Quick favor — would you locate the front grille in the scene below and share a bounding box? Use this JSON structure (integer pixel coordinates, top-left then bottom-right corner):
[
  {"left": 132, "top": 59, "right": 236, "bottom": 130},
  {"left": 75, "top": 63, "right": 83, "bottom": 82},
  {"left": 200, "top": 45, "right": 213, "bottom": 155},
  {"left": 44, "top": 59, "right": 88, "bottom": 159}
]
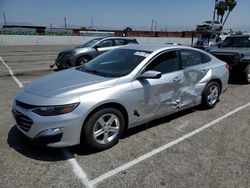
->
[
  {"left": 12, "top": 109, "right": 33, "bottom": 132},
  {"left": 212, "top": 53, "right": 240, "bottom": 66}
]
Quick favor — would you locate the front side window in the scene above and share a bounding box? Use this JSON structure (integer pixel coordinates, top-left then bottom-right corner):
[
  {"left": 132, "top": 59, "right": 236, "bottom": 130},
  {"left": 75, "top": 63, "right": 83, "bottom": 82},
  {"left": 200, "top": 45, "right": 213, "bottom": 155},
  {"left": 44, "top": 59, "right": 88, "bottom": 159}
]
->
[
  {"left": 98, "top": 40, "right": 113, "bottom": 47},
  {"left": 77, "top": 38, "right": 103, "bottom": 48},
  {"left": 146, "top": 51, "right": 179, "bottom": 74},
  {"left": 180, "top": 49, "right": 202, "bottom": 68},
  {"left": 114, "top": 39, "right": 125, "bottom": 46}
]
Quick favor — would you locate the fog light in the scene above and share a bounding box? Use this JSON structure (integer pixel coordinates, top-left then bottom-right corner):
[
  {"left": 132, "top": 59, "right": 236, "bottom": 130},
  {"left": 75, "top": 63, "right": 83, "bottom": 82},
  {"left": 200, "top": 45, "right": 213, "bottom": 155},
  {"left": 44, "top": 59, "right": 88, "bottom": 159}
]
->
[{"left": 36, "top": 127, "right": 63, "bottom": 138}]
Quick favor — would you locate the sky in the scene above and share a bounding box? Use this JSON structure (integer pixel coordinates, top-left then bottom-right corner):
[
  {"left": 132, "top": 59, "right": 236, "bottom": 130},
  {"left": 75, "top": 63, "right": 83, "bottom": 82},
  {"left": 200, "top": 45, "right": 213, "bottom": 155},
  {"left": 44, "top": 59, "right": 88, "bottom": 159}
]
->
[{"left": 0, "top": 0, "right": 250, "bottom": 31}]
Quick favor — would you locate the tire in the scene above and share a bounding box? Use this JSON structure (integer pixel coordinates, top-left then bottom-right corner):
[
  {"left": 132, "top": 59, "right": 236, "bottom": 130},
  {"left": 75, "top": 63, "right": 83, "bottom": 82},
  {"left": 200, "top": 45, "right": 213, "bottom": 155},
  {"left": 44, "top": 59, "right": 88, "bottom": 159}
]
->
[
  {"left": 243, "top": 64, "right": 250, "bottom": 84},
  {"left": 76, "top": 56, "right": 91, "bottom": 66},
  {"left": 81, "top": 108, "right": 125, "bottom": 151},
  {"left": 201, "top": 81, "right": 221, "bottom": 109}
]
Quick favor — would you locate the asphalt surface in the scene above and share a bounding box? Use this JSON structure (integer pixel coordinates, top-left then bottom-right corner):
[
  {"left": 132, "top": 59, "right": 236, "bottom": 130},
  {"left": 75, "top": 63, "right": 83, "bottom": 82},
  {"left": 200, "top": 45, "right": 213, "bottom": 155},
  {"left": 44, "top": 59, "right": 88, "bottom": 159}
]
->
[{"left": 0, "top": 45, "right": 249, "bottom": 188}]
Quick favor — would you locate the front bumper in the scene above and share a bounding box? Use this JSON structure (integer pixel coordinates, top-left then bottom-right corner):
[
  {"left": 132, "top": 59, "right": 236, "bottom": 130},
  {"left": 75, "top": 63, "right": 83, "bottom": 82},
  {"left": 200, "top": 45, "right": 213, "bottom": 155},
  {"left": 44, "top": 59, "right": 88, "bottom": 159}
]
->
[
  {"left": 16, "top": 126, "right": 63, "bottom": 146},
  {"left": 55, "top": 55, "right": 77, "bottom": 69},
  {"left": 12, "top": 103, "right": 83, "bottom": 147}
]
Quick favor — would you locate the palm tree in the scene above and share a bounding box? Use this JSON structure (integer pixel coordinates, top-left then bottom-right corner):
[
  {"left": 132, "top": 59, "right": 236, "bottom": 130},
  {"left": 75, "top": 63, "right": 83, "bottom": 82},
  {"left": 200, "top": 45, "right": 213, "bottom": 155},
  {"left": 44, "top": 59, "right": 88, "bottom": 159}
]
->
[
  {"left": 222, "top": 0, "right": 237, "bottom": 26},
  {"left": 213, "top": 0, "right": 219, "bottom": 21},
  {"left": 216, "top": 1, "right": 228, "bottom": 23}
]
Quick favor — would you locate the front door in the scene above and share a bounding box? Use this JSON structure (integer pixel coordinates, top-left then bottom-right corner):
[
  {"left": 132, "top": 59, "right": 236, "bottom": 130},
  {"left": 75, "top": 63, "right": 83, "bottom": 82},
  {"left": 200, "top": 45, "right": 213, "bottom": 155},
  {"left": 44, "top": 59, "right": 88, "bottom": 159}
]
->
[{"left": 131, "top": 50, "right": 184, "bottom": 123}]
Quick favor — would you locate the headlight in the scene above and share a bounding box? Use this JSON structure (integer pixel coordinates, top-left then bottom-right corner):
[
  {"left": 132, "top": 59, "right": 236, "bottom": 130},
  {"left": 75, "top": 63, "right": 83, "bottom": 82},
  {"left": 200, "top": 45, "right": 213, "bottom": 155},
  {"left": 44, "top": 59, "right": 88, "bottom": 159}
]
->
[{"left": 32, "top": 103, "right": 79, "bottom": 116}]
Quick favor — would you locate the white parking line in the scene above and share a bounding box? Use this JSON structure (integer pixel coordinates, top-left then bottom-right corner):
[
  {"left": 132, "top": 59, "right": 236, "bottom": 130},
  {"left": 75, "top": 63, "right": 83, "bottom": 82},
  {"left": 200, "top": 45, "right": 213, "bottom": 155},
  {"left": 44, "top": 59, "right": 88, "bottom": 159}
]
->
[
  {"left": 21, "top": 81, "right": 31, "bottom": 84},
  {"left": 62, "top": 149, "right": 93, "bottom": 188},
  {"left": 89, "top": 102, "right": 250, "bottom": 187},
  {"left": 0, "top": 56, "right": 23, "bottom": 88},
  {"left": 0, "top": 56, "right": 93, "bottom": 188}
]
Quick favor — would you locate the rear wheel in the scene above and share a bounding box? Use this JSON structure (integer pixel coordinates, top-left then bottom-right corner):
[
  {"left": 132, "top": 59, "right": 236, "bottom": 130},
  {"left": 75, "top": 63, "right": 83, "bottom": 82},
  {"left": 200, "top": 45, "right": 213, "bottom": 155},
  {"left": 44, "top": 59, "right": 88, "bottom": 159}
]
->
[
  {"left": 243, "top": 64, "right": 250, "bottom": 84},
  {"left": 202, "top": 81, "right": 220, "bottom": 109},
  {"left": 81, "top": 108, "right": 125, "bottom": 150},
  {"left": 76, "top": 56, "right": 91, "bottom": 66}
]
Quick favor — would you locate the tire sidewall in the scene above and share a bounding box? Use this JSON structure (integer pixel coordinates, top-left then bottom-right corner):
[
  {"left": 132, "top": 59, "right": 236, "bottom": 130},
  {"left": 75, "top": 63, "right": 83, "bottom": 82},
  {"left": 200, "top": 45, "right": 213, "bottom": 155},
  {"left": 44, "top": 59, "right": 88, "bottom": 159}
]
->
[
  {"left": 82, "top": 108, "right": 125, "bottom": 150},
  {"left": 244, "top": 64, "right": 250, "bottom": 84},
  {"left": 77, "top": 56, "right": 90, "bottom": 66},
  {"left": 202, "top": 81, "right": 220, "bottom": 109}
]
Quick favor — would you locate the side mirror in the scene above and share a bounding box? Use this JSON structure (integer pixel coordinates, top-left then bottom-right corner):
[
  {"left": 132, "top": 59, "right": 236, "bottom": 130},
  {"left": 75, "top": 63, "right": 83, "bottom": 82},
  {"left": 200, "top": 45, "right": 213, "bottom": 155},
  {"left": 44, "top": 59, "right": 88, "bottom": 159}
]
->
[
  {"left": 139, "top": 70, "right": 162, "bottom": 79},
  {"left": 93, "top": 45, "right": 100, "bottom": 50}
]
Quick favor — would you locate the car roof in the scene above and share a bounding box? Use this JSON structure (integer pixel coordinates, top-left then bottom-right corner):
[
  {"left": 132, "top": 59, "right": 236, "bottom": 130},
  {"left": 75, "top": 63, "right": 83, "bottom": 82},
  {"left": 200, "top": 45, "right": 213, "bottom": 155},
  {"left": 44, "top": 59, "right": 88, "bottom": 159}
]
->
[
  {"left": 102, "top": 37, "right": 136, "bottom": 40},
  {"left": 116, "top": 44, "right": 195, "bottom": 52}
]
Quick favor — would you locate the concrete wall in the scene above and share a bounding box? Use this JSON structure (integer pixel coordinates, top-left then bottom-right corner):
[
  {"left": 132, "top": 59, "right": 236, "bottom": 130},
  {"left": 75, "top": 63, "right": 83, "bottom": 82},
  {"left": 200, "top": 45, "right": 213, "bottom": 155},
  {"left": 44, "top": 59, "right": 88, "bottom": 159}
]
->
[{"left": 0, "top": 35, "right": 196, "bottom": 46}]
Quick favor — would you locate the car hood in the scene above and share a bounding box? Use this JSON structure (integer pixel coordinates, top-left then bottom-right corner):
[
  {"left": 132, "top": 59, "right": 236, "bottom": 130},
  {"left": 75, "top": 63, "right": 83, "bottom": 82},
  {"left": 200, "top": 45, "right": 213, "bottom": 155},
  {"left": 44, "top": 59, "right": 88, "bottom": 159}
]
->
[
  {"left": 24, "top": 69, "right": 118, "bottom": 98},
  {"left": 209, "top": 47, "right": 250, "bottom": 55},
  {"left": 60, "top": 48, "right": 76, "bottom": 55}
]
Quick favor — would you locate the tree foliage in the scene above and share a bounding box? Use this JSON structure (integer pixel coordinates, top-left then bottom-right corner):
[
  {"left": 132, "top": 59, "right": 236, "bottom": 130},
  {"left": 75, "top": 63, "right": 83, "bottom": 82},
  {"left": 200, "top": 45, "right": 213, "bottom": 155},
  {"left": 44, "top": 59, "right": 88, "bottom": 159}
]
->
[{"left": 215, "top": 0, "right": 237, "bottom": 25}]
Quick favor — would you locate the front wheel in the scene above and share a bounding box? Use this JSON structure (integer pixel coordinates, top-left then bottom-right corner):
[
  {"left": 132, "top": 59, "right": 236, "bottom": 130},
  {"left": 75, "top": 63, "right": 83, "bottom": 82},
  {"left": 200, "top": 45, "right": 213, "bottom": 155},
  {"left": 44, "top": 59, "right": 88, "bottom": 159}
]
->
[
  {"left": 81, "top": 108, "right": 125, "bottom": 151},
  {"left": 202, "top": 81, "right": 220, "bottom": 109},
  {"left": 76, "top": 56, "right": 91, "bottom": 66}
]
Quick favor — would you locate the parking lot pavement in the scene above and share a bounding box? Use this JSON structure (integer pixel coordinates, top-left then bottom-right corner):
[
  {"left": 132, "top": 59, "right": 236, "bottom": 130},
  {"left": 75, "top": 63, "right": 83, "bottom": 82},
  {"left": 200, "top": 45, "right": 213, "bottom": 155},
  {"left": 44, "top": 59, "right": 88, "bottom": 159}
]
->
[{"left": 0, "top": 45, "right": 250, "bottom": 188}]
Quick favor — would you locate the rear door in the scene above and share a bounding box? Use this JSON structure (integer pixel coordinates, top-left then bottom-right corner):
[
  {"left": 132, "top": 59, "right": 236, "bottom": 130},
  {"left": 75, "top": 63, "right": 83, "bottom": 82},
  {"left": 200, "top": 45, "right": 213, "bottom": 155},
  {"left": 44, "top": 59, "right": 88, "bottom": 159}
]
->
[{"left": 179, "top": 49, "right": 212, "bottom": 108}]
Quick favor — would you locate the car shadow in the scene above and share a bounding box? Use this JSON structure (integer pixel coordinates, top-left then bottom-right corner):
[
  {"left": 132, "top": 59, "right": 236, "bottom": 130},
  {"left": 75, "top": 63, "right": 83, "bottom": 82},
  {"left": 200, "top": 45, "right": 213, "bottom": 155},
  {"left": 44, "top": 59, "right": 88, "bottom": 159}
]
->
[
  {"left": 72, "top": 107, "right": 198, "bottom": 156},
  {"left": 121, "top": 107, "right": 196, "bottom": 139},
  {"left": 7, "top": 126, "right": 66, "bottom": 161},
  {"left": 8, "top": 106, "right": 203, "bottom": 158}
]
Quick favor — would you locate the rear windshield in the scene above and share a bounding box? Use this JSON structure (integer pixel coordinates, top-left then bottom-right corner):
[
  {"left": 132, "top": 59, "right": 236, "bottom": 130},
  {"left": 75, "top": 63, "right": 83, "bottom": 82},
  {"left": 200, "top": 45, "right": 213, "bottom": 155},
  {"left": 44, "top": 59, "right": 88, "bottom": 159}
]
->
[
  {"left": 222, "top": 36, "right": 250, "bottom": 47},
  {"left": 77, "top": 49, "right": 152, "bottom": 77}
]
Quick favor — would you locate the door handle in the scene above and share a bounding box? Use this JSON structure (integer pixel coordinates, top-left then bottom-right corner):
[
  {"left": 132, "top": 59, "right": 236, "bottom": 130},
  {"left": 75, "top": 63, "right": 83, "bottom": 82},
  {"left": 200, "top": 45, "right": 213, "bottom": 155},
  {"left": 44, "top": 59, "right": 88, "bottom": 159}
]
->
[{"left": 173, "top": 77, "right": 182, "bottom": 83}]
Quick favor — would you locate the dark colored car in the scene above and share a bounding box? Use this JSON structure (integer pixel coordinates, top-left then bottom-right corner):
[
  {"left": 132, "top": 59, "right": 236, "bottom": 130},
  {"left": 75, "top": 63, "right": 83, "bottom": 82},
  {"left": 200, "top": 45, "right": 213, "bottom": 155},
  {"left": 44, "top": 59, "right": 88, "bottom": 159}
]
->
[
  {"left": 196, "top": 21, "right": 222, "bottom": 31},
  {"left": 208, "top": 35, "right": 250, "bottom": 83},
  {"left": 50, "top": 37, "right": 138, "bottom": 69}
]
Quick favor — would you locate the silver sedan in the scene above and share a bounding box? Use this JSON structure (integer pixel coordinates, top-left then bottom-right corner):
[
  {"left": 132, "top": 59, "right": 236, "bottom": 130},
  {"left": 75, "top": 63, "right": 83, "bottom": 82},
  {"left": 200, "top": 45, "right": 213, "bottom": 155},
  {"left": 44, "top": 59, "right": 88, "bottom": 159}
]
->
[{"left": 12, "top": 45, "right": 229, "bottom": 150}]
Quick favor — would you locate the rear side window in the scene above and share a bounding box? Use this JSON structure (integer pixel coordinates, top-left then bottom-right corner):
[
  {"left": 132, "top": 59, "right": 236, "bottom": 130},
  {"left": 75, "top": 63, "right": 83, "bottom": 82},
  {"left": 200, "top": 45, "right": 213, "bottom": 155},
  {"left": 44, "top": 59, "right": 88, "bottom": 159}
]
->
[
  {"left": 180, "top": 49, "right": 203, "bottom": 68},
  {"left": 200, "top": 52, "right": 212, "bottom": 63}
]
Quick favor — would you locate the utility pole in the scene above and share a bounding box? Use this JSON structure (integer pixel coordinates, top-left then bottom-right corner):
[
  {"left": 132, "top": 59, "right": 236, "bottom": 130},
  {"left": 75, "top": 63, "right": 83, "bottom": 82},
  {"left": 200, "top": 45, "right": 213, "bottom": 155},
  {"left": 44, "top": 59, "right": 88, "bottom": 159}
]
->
[
  {"left": 3, "top": 12, "right": 7, "bottom": 25},
  {"left": 91, "top": 17, "right": 93, "bottom": 30},
  {"left": 64, "top": 17, "right": 67, "bottom": 29},
  {"left": 151, "top": 19, "right": 154, "bottom": 31},
  {"left": 154, "top": 20, "right": 157, "bottom": 32},
  {"left": 213, "top": 0, "right": 218, "bottom": 21}
]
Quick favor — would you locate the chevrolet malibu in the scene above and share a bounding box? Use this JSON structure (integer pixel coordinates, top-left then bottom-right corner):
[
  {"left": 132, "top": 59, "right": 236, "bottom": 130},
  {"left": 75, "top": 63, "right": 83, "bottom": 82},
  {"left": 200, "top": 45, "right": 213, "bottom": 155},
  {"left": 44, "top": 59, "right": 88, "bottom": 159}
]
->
[{"left": 12, "top": 45, "right": 229, "bottom": 150}]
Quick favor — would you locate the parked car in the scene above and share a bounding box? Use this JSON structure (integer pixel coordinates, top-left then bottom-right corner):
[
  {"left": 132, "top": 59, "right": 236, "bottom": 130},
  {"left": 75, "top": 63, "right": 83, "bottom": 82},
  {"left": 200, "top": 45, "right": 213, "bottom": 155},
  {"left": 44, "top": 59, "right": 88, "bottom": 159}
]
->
[
  {"left": 13, "top": 45, "right": 229, "bottom": 150},
  {"left": 208, "top": 35, "right": 250, "bottom": 83},
  {"left": 196, "top": 20, "right": 223, "bottom": 31},
  {"left": 194, "top": 32, "right": 221, "bottom": 50},
  {"left": 219, "top": 32, "right": 230, "bottom": 41},
  {"left": 50, "top": 37, "right": 138, "bottom": 69}
]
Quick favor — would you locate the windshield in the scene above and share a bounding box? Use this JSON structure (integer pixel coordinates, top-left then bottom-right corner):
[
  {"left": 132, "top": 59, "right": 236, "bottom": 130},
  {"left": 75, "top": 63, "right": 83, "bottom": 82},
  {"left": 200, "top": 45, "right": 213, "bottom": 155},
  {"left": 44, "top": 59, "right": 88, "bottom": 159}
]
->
[
  {"left": 222, "top": 36, "right": 250, "bottom": 47},
  {"left": 76, "top": 38, "right": 103, "bottom": 48},
  {"left": 77, "top": 49, "right": 152, "bottom": 77}
]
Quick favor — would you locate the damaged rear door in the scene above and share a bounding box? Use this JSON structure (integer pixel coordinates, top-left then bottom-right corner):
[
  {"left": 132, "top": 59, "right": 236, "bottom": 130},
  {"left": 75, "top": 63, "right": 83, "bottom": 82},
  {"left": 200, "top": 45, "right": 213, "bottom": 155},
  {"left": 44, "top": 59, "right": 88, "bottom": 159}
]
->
[{"left": 179, "top": 49, "right": 212, "bottom": 108}]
